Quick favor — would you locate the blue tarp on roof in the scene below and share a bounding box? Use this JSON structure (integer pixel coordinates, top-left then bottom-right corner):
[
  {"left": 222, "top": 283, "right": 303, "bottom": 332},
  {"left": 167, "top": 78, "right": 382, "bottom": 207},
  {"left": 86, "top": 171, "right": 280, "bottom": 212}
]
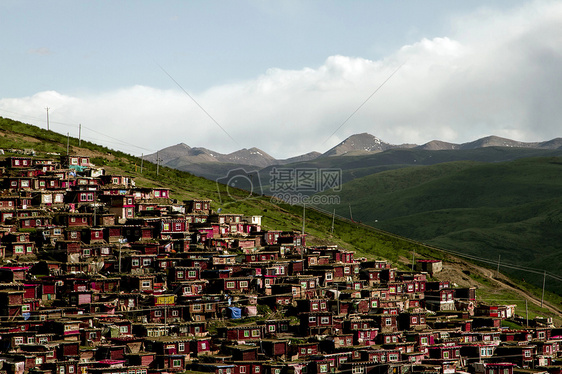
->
[{"left": 227, "top": 307, "right": 242, "bottom": 319}]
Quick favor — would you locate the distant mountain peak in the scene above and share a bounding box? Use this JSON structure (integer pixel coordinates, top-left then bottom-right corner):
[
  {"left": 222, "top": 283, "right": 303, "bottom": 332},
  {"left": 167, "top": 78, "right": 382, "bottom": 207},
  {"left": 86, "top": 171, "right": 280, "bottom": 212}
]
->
[{"left": 323, "top": 133, "right": 413, "bottom": 157}]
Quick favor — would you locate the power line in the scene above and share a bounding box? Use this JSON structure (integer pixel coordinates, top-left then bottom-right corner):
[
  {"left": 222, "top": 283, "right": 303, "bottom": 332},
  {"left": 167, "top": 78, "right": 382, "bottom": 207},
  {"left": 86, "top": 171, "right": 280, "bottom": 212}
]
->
[
  {"left": 321, "top": 60, "right": 408, "bottom": 146},
  {"left": 1, "top": 110, "right": 156, "bottom": 154},
  {"left": 155, "top": 60, "right": 240, "bottom": 148}
]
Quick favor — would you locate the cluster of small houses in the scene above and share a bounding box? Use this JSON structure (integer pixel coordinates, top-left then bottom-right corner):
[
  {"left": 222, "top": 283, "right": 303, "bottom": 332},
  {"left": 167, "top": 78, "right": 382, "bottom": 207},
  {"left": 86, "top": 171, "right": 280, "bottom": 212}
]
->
[{"left": 0, "top": 152, "right": 561, "bottom": 374}]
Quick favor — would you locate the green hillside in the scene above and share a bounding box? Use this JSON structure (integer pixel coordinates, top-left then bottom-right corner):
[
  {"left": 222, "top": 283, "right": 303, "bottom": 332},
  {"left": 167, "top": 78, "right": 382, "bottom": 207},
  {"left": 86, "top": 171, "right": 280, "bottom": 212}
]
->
[{"left": 317, "top": 157, "right": 562, "bottom": 293}]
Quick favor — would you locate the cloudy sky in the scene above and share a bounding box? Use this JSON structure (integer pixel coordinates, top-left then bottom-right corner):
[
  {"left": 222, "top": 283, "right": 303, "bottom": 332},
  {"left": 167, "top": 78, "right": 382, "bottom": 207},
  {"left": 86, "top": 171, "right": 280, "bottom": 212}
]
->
[{"left": 1, "top": 0, "right": 561, "bottom": 158}]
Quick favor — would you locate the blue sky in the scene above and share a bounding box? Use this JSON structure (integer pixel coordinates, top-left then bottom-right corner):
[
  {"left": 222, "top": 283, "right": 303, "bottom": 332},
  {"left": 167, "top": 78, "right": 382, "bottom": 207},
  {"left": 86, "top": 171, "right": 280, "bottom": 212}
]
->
[{"left": 1, "top": 0, "right": 561, "bottom": 158}]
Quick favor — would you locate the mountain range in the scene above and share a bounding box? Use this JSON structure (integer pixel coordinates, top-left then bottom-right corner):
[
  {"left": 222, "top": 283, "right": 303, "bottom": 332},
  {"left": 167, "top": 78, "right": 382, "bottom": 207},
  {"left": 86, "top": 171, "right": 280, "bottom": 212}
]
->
[{"left": 146, "top": 133, "right": 562, "bottom": 182}]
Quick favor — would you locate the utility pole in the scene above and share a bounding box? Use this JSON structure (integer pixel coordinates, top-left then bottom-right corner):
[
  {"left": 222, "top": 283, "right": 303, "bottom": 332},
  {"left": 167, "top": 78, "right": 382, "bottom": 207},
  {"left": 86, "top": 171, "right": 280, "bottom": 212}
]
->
[
  {"left": 45, "top": 107, "right": 50, "bottom": 131},
  {"left": 66, "top": 133, "right": 70, "bottom": 155},
  {"left": 78, "top": 124, "right": 82, "bottom": 146},
  {"left": 301, "top": 203, "right": 305, "bottom": 260},
  {"left": 411, "top": 249, "right": 416, "bottom": 271},
  {"left": 331, "top": 209, "right": 335, "bottom": 234},
  {"left": 140, "top": 153, "right": 144, "bottom": 173},
  {"left": 541, "top": 271, "right": 546, "bottom": 308},
  {"left": 349, "top": 204, "right": 353, "bottom": 222},
  {"left": 156, "top": 152, "right": 161, "bottom": 176}
]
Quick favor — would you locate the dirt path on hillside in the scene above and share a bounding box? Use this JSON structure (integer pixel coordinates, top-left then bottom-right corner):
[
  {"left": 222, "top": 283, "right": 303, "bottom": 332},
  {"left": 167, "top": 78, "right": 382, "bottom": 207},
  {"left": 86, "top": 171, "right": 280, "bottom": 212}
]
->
[{"left": 433, "top": 255, "right": 562, "bottom": 321}]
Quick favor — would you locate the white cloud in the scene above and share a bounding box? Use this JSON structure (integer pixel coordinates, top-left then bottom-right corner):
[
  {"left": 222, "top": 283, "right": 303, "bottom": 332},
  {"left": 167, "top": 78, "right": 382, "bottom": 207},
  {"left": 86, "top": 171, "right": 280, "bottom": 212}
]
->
[{"left": 2, "top": 1, "right": 562, "bottom": 158}]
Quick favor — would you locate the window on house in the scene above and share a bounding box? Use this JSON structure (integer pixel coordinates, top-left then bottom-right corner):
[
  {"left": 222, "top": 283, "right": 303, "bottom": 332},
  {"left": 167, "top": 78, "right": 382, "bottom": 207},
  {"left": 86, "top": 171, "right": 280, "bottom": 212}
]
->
[
  {"left": 320, "top": 317, "right": 330, "bottom": 324},
  {"left": 251, "top": 330, "right": 260, "bottom": 337},
  {"left": 226, "top": 281, "right": 235, "bottom": 289},
  {"left": 240, "top": 281, "right": 249, "bottom": 288}
]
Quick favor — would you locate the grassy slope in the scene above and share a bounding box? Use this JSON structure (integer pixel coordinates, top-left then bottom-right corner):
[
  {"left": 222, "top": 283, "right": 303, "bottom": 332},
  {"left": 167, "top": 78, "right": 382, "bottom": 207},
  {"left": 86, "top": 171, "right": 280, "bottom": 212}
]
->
[
  {"left": 2, "top": 116, "right": 562, "bottom": 321},
  {"left": 318, "top": 157, "right": 562, "bottom": 293}
]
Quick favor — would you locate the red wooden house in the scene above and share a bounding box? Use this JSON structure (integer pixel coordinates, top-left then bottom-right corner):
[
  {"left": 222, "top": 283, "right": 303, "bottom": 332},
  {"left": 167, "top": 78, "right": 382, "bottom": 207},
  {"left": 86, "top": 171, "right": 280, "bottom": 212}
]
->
[
  {"left": 217, "top": 325, "right": 265, "bottom": 341},
  {"left": 300, "top": 312, "right": 334, "bottom": 335}
]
